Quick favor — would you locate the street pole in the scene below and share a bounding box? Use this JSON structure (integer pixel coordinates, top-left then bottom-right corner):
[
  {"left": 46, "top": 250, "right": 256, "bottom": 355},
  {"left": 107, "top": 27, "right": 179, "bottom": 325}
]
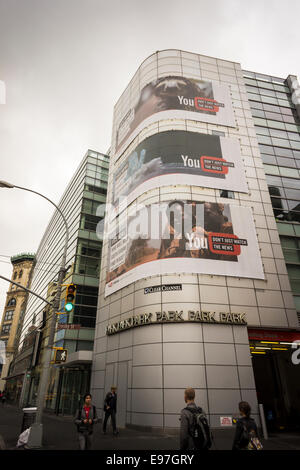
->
[
  {"left": 0, "top": 181, "right": 69, "bottom": 448},
  {"left": 0, "top": 275, "right": 52, "bottom": 306}
]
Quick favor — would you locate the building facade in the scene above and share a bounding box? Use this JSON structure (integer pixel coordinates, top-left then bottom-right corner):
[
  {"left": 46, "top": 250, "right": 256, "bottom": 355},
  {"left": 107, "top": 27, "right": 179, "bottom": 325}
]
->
[
  {"left": 9, "top": 149, "right": 109, "bottom": 414},
  {"left": 91, "top": 50, "right": 300, "bottom": 432},
  {"left": 243, "top": 69, "right": 300, "bottom": 430},
  {"left": 0, "top": 253, "right": 35, "bottom": 397}
]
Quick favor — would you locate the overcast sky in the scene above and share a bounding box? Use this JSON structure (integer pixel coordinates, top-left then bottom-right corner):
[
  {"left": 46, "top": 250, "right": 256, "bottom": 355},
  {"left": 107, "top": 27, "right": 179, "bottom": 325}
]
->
[{"left": 0, "top": 0, "right": 299, "bottom": 312}]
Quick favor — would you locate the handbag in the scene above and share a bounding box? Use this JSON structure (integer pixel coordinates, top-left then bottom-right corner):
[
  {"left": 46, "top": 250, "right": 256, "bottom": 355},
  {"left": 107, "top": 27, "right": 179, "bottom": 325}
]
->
[{"left": 242, "top": 424, "right": 263, "bottom": 451}]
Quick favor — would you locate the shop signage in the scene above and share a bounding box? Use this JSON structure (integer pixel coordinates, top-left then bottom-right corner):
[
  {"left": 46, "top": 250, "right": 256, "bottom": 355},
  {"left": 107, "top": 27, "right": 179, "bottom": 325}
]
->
[
  {"left": 106, "top": 310, "right": 247, "bottom": 335},
  {"left": 144, "top": 284, "right": 182, "bottom": 294},
  {"left": 57, "top": 324, "right": 81, "bottom": 330}
]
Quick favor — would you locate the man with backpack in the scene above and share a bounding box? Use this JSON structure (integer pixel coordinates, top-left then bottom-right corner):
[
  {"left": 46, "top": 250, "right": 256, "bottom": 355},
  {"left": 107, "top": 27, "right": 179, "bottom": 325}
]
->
[
  {"left": 74, "top": 393, "right": 99, "bottom": 450},
  {"left": 180, "top": 388, "right": 211, "bottom": 451}
]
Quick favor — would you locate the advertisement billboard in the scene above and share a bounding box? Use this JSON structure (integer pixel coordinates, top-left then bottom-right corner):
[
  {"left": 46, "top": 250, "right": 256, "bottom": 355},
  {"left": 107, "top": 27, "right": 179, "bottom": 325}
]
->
[
  {"left": 113, "top": 131, "right": 247, "bottom": 211},
  {"left": 114, "top": 76, "right": 236, "bottom": 159},
  {"left": 105, "top": 200, "right": 264, "bottom": 296}
]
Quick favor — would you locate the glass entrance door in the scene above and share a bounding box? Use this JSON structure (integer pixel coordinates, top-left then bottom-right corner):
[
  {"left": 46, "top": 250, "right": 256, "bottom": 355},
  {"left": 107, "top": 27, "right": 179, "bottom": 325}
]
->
[{"left": 58, "top": 366, "right": 91, "bottom": 415}]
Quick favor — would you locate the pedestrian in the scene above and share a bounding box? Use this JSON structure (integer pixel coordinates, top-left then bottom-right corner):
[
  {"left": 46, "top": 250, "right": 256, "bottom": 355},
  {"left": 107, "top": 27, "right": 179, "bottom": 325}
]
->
[
  {"left": 179, "top": 387, "right": 211, "bottom": 450},
  {"left": 1, "top": 391, "right": 6, "bottom": 406},
  {"left": 103, "top": 386, "right": 118, "bottom": 435},
  {"left": 74, "top": 393, "right": 99, "bottom": 450},
  {"left": 232, "top": 401, "right": 262, "bottom": 450}
]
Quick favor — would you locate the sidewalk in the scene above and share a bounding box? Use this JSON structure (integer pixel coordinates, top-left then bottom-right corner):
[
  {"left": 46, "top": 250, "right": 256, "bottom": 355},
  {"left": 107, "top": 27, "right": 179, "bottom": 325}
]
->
[{"left": 0, "top": 403, "right": 300, "bottom": 451}]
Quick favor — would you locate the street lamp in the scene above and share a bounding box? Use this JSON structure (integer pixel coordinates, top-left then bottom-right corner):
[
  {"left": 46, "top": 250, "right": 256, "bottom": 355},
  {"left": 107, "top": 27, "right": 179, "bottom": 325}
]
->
[{"left": 0, "top": 180, "right": 69, "bottom": 448}]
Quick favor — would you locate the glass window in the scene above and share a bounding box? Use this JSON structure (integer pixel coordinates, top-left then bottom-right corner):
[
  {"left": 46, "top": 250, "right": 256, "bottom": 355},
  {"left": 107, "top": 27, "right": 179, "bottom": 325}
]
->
[
  {"left": 266, "top": 175, "right": 282, "bottom": 186},
  {"left": 253, "top": 117, "right": 267, "bottom": 126},
  {"left": 279, "top": 167, "right": 299, "bottom": 178},
  {"left": 281, "top": 238, "right": 300, "bottom": 263},
  {"left": 219, "top": 190, "right": 235, "bottom": 199},
  {"left": 261, "top": 96, "right": 278, "bottom": 105},
  {"left": 263, "top": 103, "right": 280, "bottom": 113},
  {"left": 252, "top": 109, "right": 265, "bottom": 118},
  {"left": 1, "top": 324, "right": 11, "bottom": 335},
  {"left": 276, "top": 222, "right": 295, "bottom": 236},
  {"left": 261, "top": 154, "right": 276, "bottom": 164},
  {"left": 258, "top": 135, "right": 272, "bottom": 145},
  {"left": 246, "top": 85, "right": 260, "bottom": 94},
  {"left": 265, "top": 111, "right": 282, "bottom": 121},
  {"left": 273, "top": 84, "right": 287, "bottom": 92},
  {"left": 263, "top": 164, "right": 280, "bottom": 175},
  {"left": 281, "top": 177, "right": 300, "bottom": 190},
  {"left": 271, "top": 138, "right": 290, "bottom": 148},
  {"left": 249, "top": 101, "right": 263, "bottom": 110},
  {"left": 255, "top": 126, "right": 270, "bottom": 136},
  {"left": 267, "top": 120, "right": 286, "bottom": 130},
  {"left": 274, "top": 147, "right": 293, "bottom": 157},
  {"left": 278, "top": 99, "right": 290, "bottom": 107},
  {"left": 259, "top": 144, "right": 275, "bottom": 155},
  {"left": 288, "top": 132, "right": 300, "bottom": 142},
  {"left": 244, "top": 77, "right": 257, "bottom": 86},
  {"left": 260, "top": 88, "right": 277, "bottom": 97},
  {"left": 277, "top": 157, "right": 297, "bottom": 168},
  {"left": 7, "top": 298, "right": 16, "bottom": 307},
  {"left": 285, "top": 123, "right": 299, "bottom": 132},
  {"left": 248, "top": 93, "right": 261, "bottom": 101},
  {"left": 256, "top": 80, "right": 274, "bottom": 90},
  {"left": 268, "top": 185, "right": 284, "bottom": 197},
  {"left": 269, "top": 129, "right": 288, "bottom": 139},
  {"left": 287, "top": 265, "right": 300, "bottom": 279},
  {"left": 291, "top": 141, "right": 300, "bottom": 151},
  {"left": 282, "top": 114, "right": 296, "bottom": 124},
  {"left": 280, "top": 107, "right": 293, "bottom": 115},
  {"left": 287, "top": 200, "right": 300, "bottom": 212},
  {"left": 4, "top": 310, "right": 14, "bottom": 321}
]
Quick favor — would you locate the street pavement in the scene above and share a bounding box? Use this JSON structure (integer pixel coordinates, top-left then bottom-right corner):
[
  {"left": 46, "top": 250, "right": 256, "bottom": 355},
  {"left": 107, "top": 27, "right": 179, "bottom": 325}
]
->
[{"left": 0, "top": 403, "right": 300, "bottom": 451}]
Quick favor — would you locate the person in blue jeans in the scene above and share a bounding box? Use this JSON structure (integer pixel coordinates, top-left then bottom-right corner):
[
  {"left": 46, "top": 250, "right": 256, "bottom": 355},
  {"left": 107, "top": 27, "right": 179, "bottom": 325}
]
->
[{"left": 103, "top": 386, "right": 118, "bottom": 435}]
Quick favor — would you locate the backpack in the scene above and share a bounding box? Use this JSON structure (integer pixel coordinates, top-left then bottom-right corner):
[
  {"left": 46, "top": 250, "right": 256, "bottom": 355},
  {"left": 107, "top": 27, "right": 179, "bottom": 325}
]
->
[
  {"left": 185, "top": 406, "right": 212, "bottom": 450},
  {"left": 241, "top": 422, "right": 263, "bottom": 451}
]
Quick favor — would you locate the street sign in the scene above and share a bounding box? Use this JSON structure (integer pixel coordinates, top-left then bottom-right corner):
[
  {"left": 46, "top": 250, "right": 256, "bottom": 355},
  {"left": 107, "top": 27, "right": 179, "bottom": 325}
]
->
[{"left": 54, "top": 349, "right": 68, "bottom": 363}]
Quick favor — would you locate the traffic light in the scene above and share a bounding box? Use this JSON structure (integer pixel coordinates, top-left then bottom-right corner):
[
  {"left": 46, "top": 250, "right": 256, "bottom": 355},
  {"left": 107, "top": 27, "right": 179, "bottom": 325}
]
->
[
  {"left": 54, "top": 349, "right": 68, "bottom": 363},
  {"left": 64, "top": 284, "right": 77, "bottom": 312}
]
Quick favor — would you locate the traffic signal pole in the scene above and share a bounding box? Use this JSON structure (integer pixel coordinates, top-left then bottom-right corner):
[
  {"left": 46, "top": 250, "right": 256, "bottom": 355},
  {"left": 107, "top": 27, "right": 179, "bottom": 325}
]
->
[
  {"left": 0, "top": 181, "right": 70, "bottom": 448},
  {"left": 29, "top": 216, "right": 69, "bottom": 448}
]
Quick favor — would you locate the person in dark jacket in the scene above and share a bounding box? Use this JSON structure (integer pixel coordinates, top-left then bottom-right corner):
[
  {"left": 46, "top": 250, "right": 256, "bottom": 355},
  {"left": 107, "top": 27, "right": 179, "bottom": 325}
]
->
[
  {"left": 232, "top": 401, "right": 259, "bottom": 450},
  {"left": 74, "top": 393, "right": 99, "bottom": 450},
  {"left": 103, "top": 386, "right": 118, "bottom": 435},
  {"left": 180, "top": 387, "right": 209, "bottom": 450}
]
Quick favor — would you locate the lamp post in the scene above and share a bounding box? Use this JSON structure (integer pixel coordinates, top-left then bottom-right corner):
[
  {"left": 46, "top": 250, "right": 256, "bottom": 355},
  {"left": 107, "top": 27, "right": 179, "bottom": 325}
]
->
[{"left": 0, "top": 180, "right": 69, "bottom": 447}]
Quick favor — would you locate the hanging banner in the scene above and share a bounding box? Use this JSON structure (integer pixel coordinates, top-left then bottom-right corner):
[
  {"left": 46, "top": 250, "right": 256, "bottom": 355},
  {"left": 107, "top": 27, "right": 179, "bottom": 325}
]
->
[
  {"left": 112, "top": 131, "right": 247, "bottom": 212},
  {"left": 114, "top": 76, "right": 236, "bottom": 159},
  {"left": 105, "top": 200, "right": 264, "bottom": 296}
]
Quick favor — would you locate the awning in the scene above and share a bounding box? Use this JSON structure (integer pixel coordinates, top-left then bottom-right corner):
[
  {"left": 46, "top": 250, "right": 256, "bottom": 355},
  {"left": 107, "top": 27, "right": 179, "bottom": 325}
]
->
[{"left": 248, "top": 328, "right": 300, "bottom": 342}]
